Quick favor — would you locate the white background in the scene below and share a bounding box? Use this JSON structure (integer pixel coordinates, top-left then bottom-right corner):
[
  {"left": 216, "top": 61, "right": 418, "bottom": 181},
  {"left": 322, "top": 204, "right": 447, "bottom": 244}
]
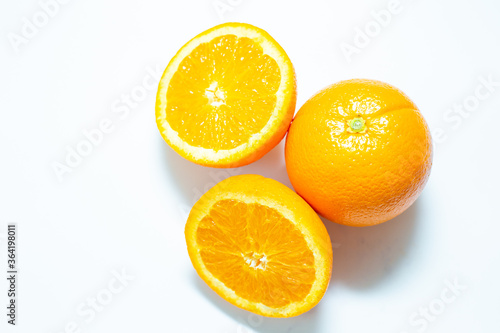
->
[{"left": 1, "top": 0, "right": 499, "bottom": 332}]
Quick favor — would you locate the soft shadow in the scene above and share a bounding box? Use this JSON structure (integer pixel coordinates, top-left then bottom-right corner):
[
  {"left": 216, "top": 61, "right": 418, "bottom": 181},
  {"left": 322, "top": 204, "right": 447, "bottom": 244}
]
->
[
  {"left": 238, "top": 140, "right": 292, "bottom": 188},
  {"left": 160, "top": 138, "right": 224, "bottom": 206},
  {"left": 324, "top": 199, "right": 421, "bottom": 289},
  {"left": 161, "top": 137, "right": 291, "bottom": 206},
  {"left": 191, "top": 272, "right": 322, "bottom": 333},
  {"left": 167, "top": 138, "right": 324, "bottom": 331}
]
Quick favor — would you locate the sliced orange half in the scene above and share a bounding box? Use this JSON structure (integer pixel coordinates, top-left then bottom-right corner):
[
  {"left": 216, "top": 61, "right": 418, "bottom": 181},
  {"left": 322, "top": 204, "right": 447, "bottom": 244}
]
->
[
  {"left": 185, "top": 175, "right": 333, "bottom": 317},
  {"left": 156, "top": 23, "right": 296, "bottom": 167}
]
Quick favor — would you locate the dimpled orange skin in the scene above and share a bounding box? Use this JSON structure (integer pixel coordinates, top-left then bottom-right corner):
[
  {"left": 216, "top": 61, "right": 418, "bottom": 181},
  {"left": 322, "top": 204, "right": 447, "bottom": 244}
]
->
[{"left": 285, "top": 79, "right": 433, "bottom": 227}]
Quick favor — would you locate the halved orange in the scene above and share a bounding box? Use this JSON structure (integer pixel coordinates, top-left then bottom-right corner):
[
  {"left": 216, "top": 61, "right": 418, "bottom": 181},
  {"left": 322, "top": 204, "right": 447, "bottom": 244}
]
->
[
  {"left": 185, "top": 175, "right": 333, "bottom": 317},
  {"left": 156, "top": 23, "right": 296, "bottom": 167}
]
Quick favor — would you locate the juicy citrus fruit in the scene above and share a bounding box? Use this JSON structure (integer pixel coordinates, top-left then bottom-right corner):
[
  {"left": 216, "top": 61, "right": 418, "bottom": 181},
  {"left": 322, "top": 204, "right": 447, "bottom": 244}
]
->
[
  {"left": 185, "top": 175, "right": 332, "bottom": 317},
  {"left": 285, "top": 79, "right": 433, "bottom": 227},
  {"left": 156, "top": 23, "right": 296, "bottom": 167}
]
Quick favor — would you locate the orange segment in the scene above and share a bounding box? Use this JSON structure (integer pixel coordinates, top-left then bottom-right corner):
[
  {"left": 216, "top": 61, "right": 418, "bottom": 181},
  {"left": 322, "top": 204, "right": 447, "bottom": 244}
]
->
[
  {"left": 197, "top": 199, "right": 315, "bottom": 308},
  {"left": 166, "top": 35, "right": 280, "bottom": 150},
  {"left": 185, "top": 175, "right": 333, "bottom": 318},
  {"left": 156, "top": 23, "right": 296, "bottom": 167}
]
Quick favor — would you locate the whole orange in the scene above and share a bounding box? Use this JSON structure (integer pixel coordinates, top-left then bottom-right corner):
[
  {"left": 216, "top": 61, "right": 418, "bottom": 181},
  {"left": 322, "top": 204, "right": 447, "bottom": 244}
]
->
[{"left": 285, "top": 79, "right": 432, "bottom": 227}]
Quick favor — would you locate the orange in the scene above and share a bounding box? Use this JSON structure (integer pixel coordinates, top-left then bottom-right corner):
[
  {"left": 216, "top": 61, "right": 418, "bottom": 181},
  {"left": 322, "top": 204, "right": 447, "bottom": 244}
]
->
[
  {"left": 156, "top": 23, "right": 296, "bottom": 168},
  {"left": 185, "top": 175, "right": 332, "bottom": 317},
  {"left": 285, "top": 79, "right": 433, "bottom": 227}
]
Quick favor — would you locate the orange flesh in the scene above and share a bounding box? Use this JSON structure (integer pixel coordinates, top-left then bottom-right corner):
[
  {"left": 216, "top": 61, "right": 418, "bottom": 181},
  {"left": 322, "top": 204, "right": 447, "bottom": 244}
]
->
[
  {"left": 196, "top": 199, "right": 315, "bottom": 308},
  {"left": 166, "top": 35, "right": 281, "bottom": 151}
]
